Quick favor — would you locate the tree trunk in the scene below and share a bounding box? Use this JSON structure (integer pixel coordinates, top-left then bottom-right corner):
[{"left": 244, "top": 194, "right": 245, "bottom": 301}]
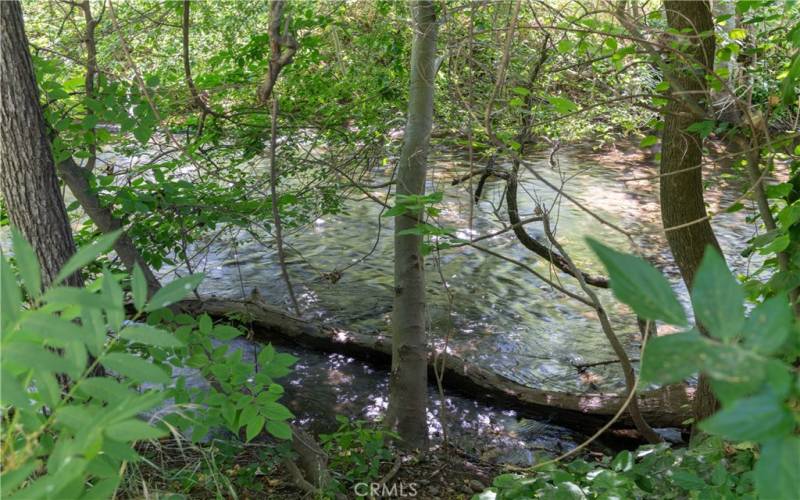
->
[
  {"left": 387, "top": 0, "right": 437, "bottom": 451},
  {"left": 57, "top": 157, "right": 162, "bottom": 297},
  {"left": 661, "top": 0, "right": 720, "bottom": 423},
  {"left": 0, "top": 1, "right": 81, "bottom": 288},
  {"left": 180, "top": 296, "right": 694, "bottom": 430}
]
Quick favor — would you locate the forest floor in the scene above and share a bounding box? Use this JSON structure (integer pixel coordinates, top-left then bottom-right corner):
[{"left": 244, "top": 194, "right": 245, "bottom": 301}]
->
[{"left": 130, "top": 439, "right": 504, "bottom": 499}]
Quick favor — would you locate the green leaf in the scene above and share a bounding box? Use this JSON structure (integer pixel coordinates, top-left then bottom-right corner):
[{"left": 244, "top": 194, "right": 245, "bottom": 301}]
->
[
  {"left": 258, "top": 344, "right": 276, "bottom": 365},
  {"left": 557, "top": 39, "right": 573, "bottom": 53},
  {"left": 198, "top": 313, "right": 212, "bottom": 334},
  {"left": 145, "top": 274, "right": 204, "bottom": 311},
  {"left": 120, "top": 324, "right": 183, "bottom": 348},
  {"left": 700, "top": 389, "right": 793, "bottom": 441},
  {"left": 741, "top": 295, "right": 792, "bottom": 354},
  {"left": 245, "top": 415, "right": 265, "bottom": 442},
  {"left": 690, "top": 248, "right": 744, "bottom": 340},
  {"left": 729, "top": 28, "right": 747, "bottom": 40},
  {"left": 672, "top": 470, "right": 706, "bottom": 490},
  {"left": 611, "top": 450, "right": 633, "bottom": 472},
  {"left": 639, "top": 135, "right": 658, "bottom": 148},
  {"left": 213, "top": 324, "right": 243, "bottom": 340},
  {"left": 274, "top": 352, "right": 298, "bottom": 368},
  {"left": 1, "top": 343, "right": 75, "bottom": 377},
  {"left": 259, "top": 401, "right": 294, "bottom": 421},
  {"left": 266, "top": 420, "right": 292, "bottom": 440},
  {"left": 102, "top": 352, "right": 170, "bottom": 383},
  {"left": 554, "top": 482, "right": 586, "bottom": 499},
  {"left": 54, "top": 230, "right": 122, "bottom": 285},
  {"left": 0, "top": 460, "right": 41, "bottom": 498},
  {"left": 101, "top": 268, "right": 124, "bottom": 330},
  {"left": 42, "top": 286, "right": 115, "bottom": 311},
  {"left": 755, "top": 437, "right": 800, "bottom": 500},
  {"left": 587, "top": 239, "right": 687, "bottom": 325},
  {"left": 133, "top": 125, "right": 153, "bottom": 144},
  {"left": 547, "top": 96, "right": 578, "bottom": 114},
  {"left": 1, "top": 368, "right": 30, "bottom": 408},
  {"left": 131, "top": 264, "right": 148, "bottom": 312},
  {"left": 1, "top": 254, "right": 22, "bottom": 329},
  {"left": 11, "top": 228, "right": 41, "bottom": 297},
  {"left": 759, "top": 234, "right": 790, "bottom": 255},
  {"left": 104, "top": 419, "right": 167, "bottom": 441},
  {"left": 76, "top": 377, "right": 136, "bottom": 403},
  {"left": 640, "top": 330, "right": 706, "bottom": 385},
  {"left": 686, "top": 120, "right": 715, "bottom": 139}
]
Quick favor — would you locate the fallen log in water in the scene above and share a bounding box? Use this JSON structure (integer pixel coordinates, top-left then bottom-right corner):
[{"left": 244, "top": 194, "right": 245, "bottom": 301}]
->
[{"left": 179, "top": 296, "right": 694, "bottom": 431}]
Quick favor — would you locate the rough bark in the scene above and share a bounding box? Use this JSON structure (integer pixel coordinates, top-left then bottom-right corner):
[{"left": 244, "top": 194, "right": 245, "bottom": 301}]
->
[
  {"left": 661, "top": 0, "right": 720, "bottom": 422},
  {"left": 179, "top": 296, "right": 693, "bottom": 430},
  {"left": 387, "top": 0, "right": 438, "bottom": 451},
  {"left": 57, "top": 157, "right": 162, "bottom": 297},
  {"left": 0, "top": 1, "right": 81, "bottom": 288}
]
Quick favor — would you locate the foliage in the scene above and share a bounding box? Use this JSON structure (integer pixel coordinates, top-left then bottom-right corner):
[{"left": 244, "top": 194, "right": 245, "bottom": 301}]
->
[
  {"left": 477, "top": 437, "right": 757, "bottom": 499},
  {"left": 0, "top": 230, "right": 295, "bottom": 498},
  {"left": 161, "top": 311, "right": 297, "bottom": 444},
  {"left": 1, "top": 229, "right": 176, "bottom": 498},
  {"left": 591, "top": 240, "right": 799, "bottom": 499},
  {"left": 479, "top": 240, "right": 798, "bottom": 499},
  {"left": 319, "top": 416, "right": 398, "bottom": 494}
]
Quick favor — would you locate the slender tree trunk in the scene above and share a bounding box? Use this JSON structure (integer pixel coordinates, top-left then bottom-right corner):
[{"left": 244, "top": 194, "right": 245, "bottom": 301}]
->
[
  {"left": 661, "top": 0, "right": 720, "bottom": 423},
  {"left": 0, "top": 1, "right": 81, "bottom": 288},
  {"left": 386, "top": 0, "right": 437, "bottom": 451},
  {"left": 57, "top": 157, "right": 162, "bottom": 296}
]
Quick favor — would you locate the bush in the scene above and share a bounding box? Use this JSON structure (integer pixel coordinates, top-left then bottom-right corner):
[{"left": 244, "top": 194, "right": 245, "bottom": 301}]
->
[
  {"left": 0, "top": 229, "right": 295, "bottom": 498},
  {"left": 478, "top": 241, "right": 799, "bottom": 500}
]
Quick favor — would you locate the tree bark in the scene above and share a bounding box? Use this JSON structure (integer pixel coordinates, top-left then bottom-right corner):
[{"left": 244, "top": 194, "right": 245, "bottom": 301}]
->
[
  {"left": 57, "top": 157, "right": 162, "bottom": 297},
  {"left": 661, "top": 0, "right": 720, "bottom": 423},
  {"left": 0, "top": 1, "right": 81, "bottom": 288},
  {"left": 387, "top": 0, "right": 438, "bottom": 451}
]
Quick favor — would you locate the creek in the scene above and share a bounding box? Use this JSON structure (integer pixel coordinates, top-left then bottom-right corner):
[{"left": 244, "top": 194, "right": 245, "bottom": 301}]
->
[{"left": 178, "top": 144, "right": 762, "bottom": 463}]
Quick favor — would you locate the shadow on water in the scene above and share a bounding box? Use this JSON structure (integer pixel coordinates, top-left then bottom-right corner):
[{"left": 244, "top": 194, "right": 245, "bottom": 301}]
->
[
  {"left": 0, "top": 143, "right": 764, "bottom": 463},
  {"left": 176, "top": 144, "right": 763, "bottom": 460}
]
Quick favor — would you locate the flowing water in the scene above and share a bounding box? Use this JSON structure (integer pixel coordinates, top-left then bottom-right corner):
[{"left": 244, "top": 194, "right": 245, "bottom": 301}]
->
[
  {"left": 174, "top": 144, "right": 763, "bottom": 461},
  {"left": 3, "top": 143, "right": 764, "bottom": 463},
  {"left": 192, "top": 145, "right": 760, "bottom": 388}
]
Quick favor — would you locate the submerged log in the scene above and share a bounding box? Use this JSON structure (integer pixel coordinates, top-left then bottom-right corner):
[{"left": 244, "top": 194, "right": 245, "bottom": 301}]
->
[{"left": 179, "top": 297, "right": 693, "bottom": 431}]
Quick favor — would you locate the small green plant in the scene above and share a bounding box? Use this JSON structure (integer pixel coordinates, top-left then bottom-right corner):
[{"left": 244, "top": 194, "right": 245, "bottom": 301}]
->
[
  {"left": 319, "top": 416, "right": 398, "bottom": 492},
  {"left": 382, "top": 191, "right": 455, "bottom": 255},
  {"left": 160, "top": 311, "right": 297, "bottom": 444},
  {"left": 480, "top": 437, "right": 758, "bottom": 499}
]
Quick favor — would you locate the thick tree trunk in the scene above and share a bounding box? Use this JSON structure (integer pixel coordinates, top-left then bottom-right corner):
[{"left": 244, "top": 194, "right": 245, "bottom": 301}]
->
[
  {"left": 387, "top": 0, "right": 438, "bottom": 451},
  {"left": 180, "top": 296, "right": 694, "bottom": 430},
  {"left": 661, "top": 0, "right": 720, "bottom": 423},
  {"left": 0, "top": 1, "right": 81, "bottom": 288}
]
